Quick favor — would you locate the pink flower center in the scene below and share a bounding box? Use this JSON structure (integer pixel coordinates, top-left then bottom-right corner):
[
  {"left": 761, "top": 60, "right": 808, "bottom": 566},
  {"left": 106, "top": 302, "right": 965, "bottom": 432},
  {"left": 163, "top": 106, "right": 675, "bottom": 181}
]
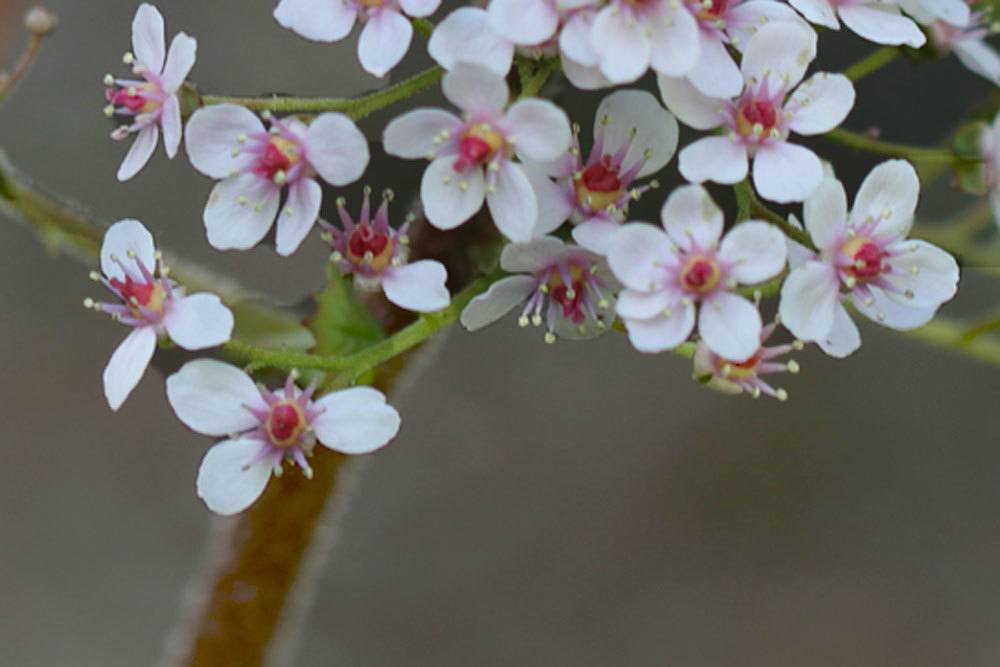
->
[
  {"left": 680, "top": 256, "right": 721, "bottom": 294},
  {"left": 254, "top": 137, "right": 302, "bottom": 182},
  {"left": 574, "top": 156, "right": 624, "bottom": 212},
  {"left": 111, "top": 275, "right": 166, "bottom": 314},
  {"left": 841, "top": 237, "right": 886, "bottom": 281},
  {"left": 346, "top": 224, "right": 394, "bottom": 271},
  {"left": 267, "top": 401, "right": 306, "bottom": 447},
  {"left": 696, "top": 0, "right": 730, "bottom": 20},
  {"left": 718, "top": 347, "right": 764, "bottom": 377},
  {"left": 453, "top": 124, "right": 505, "bottom": 171},
  {"left": 736, "top": 99, "right": 780, "bottom": 137},
  {"left": 547, "top": 265, "right": 588, "bottom": 324}
]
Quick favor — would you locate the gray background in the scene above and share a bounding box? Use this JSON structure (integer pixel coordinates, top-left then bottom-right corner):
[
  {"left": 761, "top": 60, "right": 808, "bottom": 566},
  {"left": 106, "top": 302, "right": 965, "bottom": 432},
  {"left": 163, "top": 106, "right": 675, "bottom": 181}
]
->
[{"left": 1, "top": 1, "right": 999, "bottom": 665}]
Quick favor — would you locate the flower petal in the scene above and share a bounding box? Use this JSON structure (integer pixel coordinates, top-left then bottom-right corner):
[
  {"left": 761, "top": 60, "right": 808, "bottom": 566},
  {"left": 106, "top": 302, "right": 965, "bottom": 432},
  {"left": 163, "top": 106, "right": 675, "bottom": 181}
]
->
[
  {"left": 164, "top": 293, "right": 234, "bottom": 350},
  {"left": 488, "top": 0, "right": 559, "bottom": 45},
  {"left": 595, "top": 89, "right": 679, "bottom": 178},
  {"left": 727, "top": 0, "right": 812, "bottom": 50},
  {"left": 203, "top": 173, "right": 280, "bottom": 251},
  {"left": 312, "top": 387, "right": 401, "bottom": 454},
  {"left": 678, "top": 136, "right": 749, "bottom": 185},
  {"left": 421, "top": 157, "right": 486, "bottom": 230},
  {"left": 103, "top": 326, "right": 157, "bottom": 411},
  {"left": 778, "top": 260, "right": 839, "bottom": 341},
  {"left": 686, "top": 32, "right": 744, "bottom": 99},
  {"left": 304, "top": 113, "right": 369, "bottom": 185},
  {"left": 647, "top": 6, "right": 700, "bottom": 77},
  {"left": 657, "top": 75, "right": 726, "bottom": 131},
  {"left": 161, "top": 94, "right": 182, "bottom": 159},
  {"left": 592, "top": 7, "right": 650, "bottom": 83},
  {"left": 160, "top": 32, "right": 197, "bottom": 93},
  {"left": 101, "top": 219, "right": 156, "bottom": 282},
  {"left": 787, "top": 73, "right": 855, "bottom": 136},
  {"left": 196, "top": 438, "right": 272, "bottom": 516},
  {"left": 487, "top": 161, "right": 538, "bottom": 242},
  {"left": 166, "top": 359, "right": 265, "bottom": 436},
  {"left": 882, "top": 239, "right": 959, "bottom": 308},
  {"left": 357, "top": 9, "right": 412, "bottom": 77},
  {"left": 953, "top": 39, "right": 1000, "bottom": 87},
  {"left": 853, "top": 159, "right": 919, "bottom": 242},
  {"left": 460, "top": 275, "right": 537, "bottom": 330},
  {"left": 132, "top": 3, "right": 165, "bottom": 75},
  {"left": 608, "top": 222, "right": 674, "bottom": 291},
  {"left": 273, "top": 0, "right": 357, "bottom": 41},
  {"left": 572, "top": 219, "right": 621, "bottom": 255},
  {"left": 787, "top": 0, "right": 839, "bottom": 28},
  {"left": 427, "top": 7, "right": 514, "bottom": 76},
  {"left": 442, "top": 62, "right": 509, "bottom": 113},
  {"left": 504, "top": 99, "right": 572, "bottom": 162},
  {"left": 741, "top": 22, "right": 816, "bottom": 89},
  {"left": 399, "top": 0, "right": 441, "bottom": 17},
  {"left": 852, "top": 285, "right": 937, "bottom": 330},
  {"left": 661, "top": 184, "right": 724, "bottom": 252},
  {"left": 622, "top": 301, "right": 696, "bottom": 353},
  {"left": 383, "top": 108, "right": 463, "bottom": 159},
  {"left": 499, "top": 236, "right": 566, "bottom": 273},
  {"left": 839, "top": 3, "right": 925, "bottom": 46},
  {"left": 184, "top": 104, "right": 264, "bottom": 179},
  {"left": 117, "top": 125, "right": 159, "bottom": 182},
  {"left": 524, "top": 165, "right": 573, "bottom": 236},
  {"left": 752, "top": 141, "right": 823, "bottom": 203},
  {"left": 699, "top": 292, "right": 763, "bottom": 361},
  {"left": 616, "top": 288, "right": 674, "bottom": 320},
  {"left": 802, "top": 174, "right": 848, "bottom": 250},
  {"left": 382, "top": 260, "right": 451, "bottom": 312},
  {"left": 718, "top": 221, "right": 787, "bottom": 284},
  {"left": 275, "top": 178, "right": 322, "bottom": 256},
  {"left": 559, "top": 12, "right": 600, "bottom": 67},
  {"left": 817, "top": 301, "right": 861, "bottom": 358}
]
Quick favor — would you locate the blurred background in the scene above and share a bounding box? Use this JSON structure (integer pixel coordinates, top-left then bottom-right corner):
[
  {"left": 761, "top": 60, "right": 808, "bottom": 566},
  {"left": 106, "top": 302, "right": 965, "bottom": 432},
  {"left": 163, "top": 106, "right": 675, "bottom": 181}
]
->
[{"left": 2, "top": 1, "right": 1000, "bottom": 665}]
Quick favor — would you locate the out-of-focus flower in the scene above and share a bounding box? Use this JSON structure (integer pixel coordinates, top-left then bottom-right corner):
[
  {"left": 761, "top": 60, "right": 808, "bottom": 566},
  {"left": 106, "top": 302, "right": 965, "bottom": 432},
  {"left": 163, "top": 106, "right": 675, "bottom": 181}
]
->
[
  {"left": 104, "top": 3, "right": 196, "bottom": 181},
  {"left": 167, "top": 360, "right": 400, "bottom": 515},
  {"left": 788, "top": 0, "right": 926, "bottom": 47},
  {"left": 86, "top": 220, "right": 233, "bottom": 411},
  {"left": 981, "top": 112, "right": 1000, "bottom": 223},
  {"left": 185, "top": 106, "right": 368, "bottom": 255},
  {"left": 693, "top": 322, "right": 802, "bottom": 399},
  {"left": 914, "top": 1, "right": 1000, "bottom": 86}
]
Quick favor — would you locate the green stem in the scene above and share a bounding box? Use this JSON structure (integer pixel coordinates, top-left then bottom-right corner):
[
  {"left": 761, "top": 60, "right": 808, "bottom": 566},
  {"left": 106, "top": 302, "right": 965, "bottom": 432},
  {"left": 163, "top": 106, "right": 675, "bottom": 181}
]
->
[
  {"left": 904, "top": 316, "right": 1000, "bottom": 367},
  {"left": 201, "top": 66, "right": 443, "bottom": 120},
  {"left": 825, "top": 128, "right": 970, "bottom": 165},
  {"left": 843, "top": 46, "right": 899, "bottom": 82},
  {"left": 411, "top": 17, "right": 434, "bottom": 38},
  {"left": 734, "top": 179, "right": 752, "bottom": 222},
  {"left": 737, "top": 181, "right": 817, "bottom": 252},
  {"left": 518, "top": 58, "right": 558, "bottom": 98}
]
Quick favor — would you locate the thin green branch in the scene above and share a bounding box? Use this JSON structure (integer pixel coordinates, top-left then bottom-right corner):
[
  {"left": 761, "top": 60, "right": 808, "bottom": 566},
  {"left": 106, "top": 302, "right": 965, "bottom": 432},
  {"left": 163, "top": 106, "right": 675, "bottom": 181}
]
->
[
  {"left": 735, "top": 180, "right": 817, "bottom": 252},
  {"left": 843, "top": 46, "right": 900, "bottom": 82},
  {"left": 518, "top": 58, "right": 558, "bottom": 98},
  {"left": 825, "top": 127, "right": 973, "bottom": 165},
  {"left": 201, "top": 66, "right": 443, "bottom": 120},
  {"left": 904, "top": 315, "right": 1000, "bottom": 367}
]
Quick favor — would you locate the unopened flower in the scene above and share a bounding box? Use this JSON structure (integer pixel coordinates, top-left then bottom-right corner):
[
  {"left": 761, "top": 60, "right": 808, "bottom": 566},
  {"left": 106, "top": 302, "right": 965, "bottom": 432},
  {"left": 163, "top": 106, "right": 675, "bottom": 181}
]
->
[
  {"left": 460, "top": 236, "right": 617, "bottom": 341},
  {"left": 185, "top": 106, "right": 368, "bottom": 255},
  {"left": 779, "top": 160, "right": 960, "bottom": 357},
  {"left": 609, "top": 185, "right": 787, "bottom": 360},
  {"left": 428, "top": 7, "right": 516, "bottom": 76},
  {"left": 86, "top": 220, "right": 233, "bottom": 411},
  {"left": 104, "top": 3, "right": 196, "bottom": 181},
  {"left": 788, "top": 0, "right": 926, "bottom": 47},
  {"left": 383, "top": 63, "right": 571, "bottom": 241},
  {"left": 24, "top": 6, "right": 58, "bottom": 36},
  {"left": 914, "top": 1, "right": 1000, "bottom": 85},
  {"left": 527, "top": 89, "right": 678, "bottom": 253},
  {"left": 693, "top": 322, "right": 802, "bottom": 399},
  {"left": 167, "top": 360, "right": 400, "bottom": 515},
  {"left": 273, "top": 0, "right": 440, "bottom": 77},
  {"left": 659, "top": 22, "right": 855, "bottom": 203},
  {"left": 320, "top": 189, "right": 450, "bottom": 312}
]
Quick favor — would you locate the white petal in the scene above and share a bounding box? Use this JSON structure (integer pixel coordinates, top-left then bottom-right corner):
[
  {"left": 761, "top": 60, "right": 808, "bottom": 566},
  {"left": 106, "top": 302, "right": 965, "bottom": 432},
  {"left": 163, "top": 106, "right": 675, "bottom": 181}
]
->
[
  {"left": 160, "top": 32, "right": 197, "bottom": 92},
  {"left": 787, "top": 73, "right": 855, "bottom": 136},
  {"left": 524, "top": 166, "right": 573, "bottom": 236},
  {"left": 442, "top": 62, "right": 510, "bottom": 113},
  {"left": 304, "top": 113, "right": 369, "bottom": 185},
  {"left": 164, "top": 293, "right": 234, "bottom": 350},
  {"left": 184, "top": 105, "right": 264, "bottom": 179},
  {"left": 357, "top": 9, "right": 412, "bottom": 77},
  {"left": 559, "top": 12, "right": 599, "bottom": 67},
  {"left": 647, "top": 6, "right": 700, "bottom": 77},
  {"left": 383, "top": 109, "right": 463, "bottom": 159},
  {"left": 698, "top": 292, "right": 763, "bottom": 362},
  {"left": 421, "top": 158, "right": 487, "bottom": 230},
  {"left": 196, "top": 438, "right": 272, "bottom": 516},
  {"left": 678, "top": 136, "right": 749, "bottom": 185},
  {"left": 273, "top": 0, "right": 357, "bottom": 41},
  {"left": 132, "top": 3, "right": 165, "bottom": 74},
  {"left": 882, "top": 239, "right": 959, "bottom": 308},
  {"left": 778, "top": 260, "right": 839, "bottom": 341},
  {"left": 203, "top": 173, "right": 280, "bottom": 251},
  {"left": 657, "top": 75, "right": 726, "bottom": 131},
  {"left": 817, "top": 301, "right": 861, "bottom": 358},
  {"left": 166, "top": 359, "right": 265, "bottom": 436},
  {"left": 117, "top": 125, "right": 159, "bottom": 182},
  {"left": 428, "top": 8, "right": 514, "bottom": 76},
  {"left": 608, "top": 223, "right": 674, "bottom": 291},
  {"left": 505, "top": 99, "right": 572, "bottom": 162},
  {"left": 592, "top": 8, "right": 650, "bottom": 83},
  {"left": 616, "top": 288, "right": 674, "bottom": 320},
  {"left": 953, "top": 39, "right": 1000, "bottom": 87},
  {"left": 160, "top": 95, "right": 182, "bottom": 159},
  {"left": 499, "top": 236, "right": 567, "bottom": 273},
  {"left": 661, "top": 184, "right": 724, "bottom": 252},
  {"left": 103, "top": 326, "right": 157, "bottom": 411},
  {"left": 752, "top": 142, "right": 823, "bottom": 203},
  {"left": 312, "top": 387, "right": 401, "bottom": 454},
  {"left": 460, "top": 275, "right": 537, "bottom": 330},
  {"left": 562, "top": 56, "right": 611, "bottom": 90},
  {"left": 275, "top": 178, "right": 322, "bottom": 256},
  {"left": 852, "top": 285, "right": 937, "bottom": 330},
  {"left": 802, "top": 175, "right": 848, "bottom": 250},
  {"left": 487, "top": 162, "right": 538, "bottom": 242},
  {"left": 853, "top": 159, "right": 919, "bottom": 241},
  {"left": 839, "top": 4, "right": 925, "bottom": 46},
  {"left": 399, "top": 0, "right": 441, "bottom": 17},
  {"left": 727, "top": 0, "right": 812, "bottom": 50},
  {"left": 787, "top": 0, "right": 839, "bottom": 28},
  {"left": 101, "top": 219, "right": 156, "bottom": 282},
  {"left": 900, "top": 0, "right": 969, "bottom": 26},
  {"left": 622, "top": 302, "right": 696, "bottom": 353},
  {"left": 718, "top": 221, "right": 787, "bottom": 284},
  {"left": 382, "top": 260, "right": 451, "bottom": 312},
  {"left": 572, "top": 219, "right": 620, "bottom": 255},
  {"left": 686, "top": 33, "right": 744, "bottom": 99},
  {"left": 741, "top": 22, "right": 817, "bottom": 89},
  {"left": 488, "top": 0, "right": 559, "bottom": 44},
  {"left": 595, "top": 89, "right": 679, "bottom": 178}
]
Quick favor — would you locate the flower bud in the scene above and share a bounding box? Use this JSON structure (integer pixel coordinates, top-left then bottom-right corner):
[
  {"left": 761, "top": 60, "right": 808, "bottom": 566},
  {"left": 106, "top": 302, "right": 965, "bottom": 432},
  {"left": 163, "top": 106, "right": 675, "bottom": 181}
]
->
[{"left": 24, "top": 7, "right": 58, "bottom": 37}]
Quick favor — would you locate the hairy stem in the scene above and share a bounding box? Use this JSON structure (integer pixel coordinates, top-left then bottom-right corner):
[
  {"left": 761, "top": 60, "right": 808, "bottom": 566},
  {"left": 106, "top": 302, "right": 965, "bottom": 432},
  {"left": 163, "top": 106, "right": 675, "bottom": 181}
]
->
[
  {"left": 825, "top": 127, "right": 971, "bottom": 165},
  {"left": 843, "top": 46, "right": 900, "bottom": 82}
]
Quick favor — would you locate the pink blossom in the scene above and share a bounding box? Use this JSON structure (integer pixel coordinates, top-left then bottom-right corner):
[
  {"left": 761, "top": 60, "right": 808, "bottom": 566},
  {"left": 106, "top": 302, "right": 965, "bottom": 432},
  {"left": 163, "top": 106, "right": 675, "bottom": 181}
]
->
[
  {"left": 320, "top": 189, "right": 450, "bottom": 312},
  {"left": 779, "top": 161, "right": 960, "bottom": 358},
  {"left": 789, "top": 0, "right": 926, "bottom": 47},
  {"left": 460, "top": 236, "right": 618, "bottom": 342},
  {"left": 660, "top": 22, "right": 855, "bottom": 203},
  {"left": 167, "top": 360, "right": 400, "bottom": 514},
  {"left": 185, "top": 106, "right": 368, "bottom": 255},
  {"left": 86, "top": 220, "right": 233, "bottom": 411},
  {"left": 274, "top": 0, "right": 440, "bottom": 77},
  {"left": 608, "top": 185, "right": 787, "bottom": 360},
  {"left": 104, "top": 3, "right": 196, "bottom": 181},
  {"left": 693, "top": 322, "right": 802, "bottom": 399},
  {"left": 383, "top": 63, "right": 571, "bottom": 241}
]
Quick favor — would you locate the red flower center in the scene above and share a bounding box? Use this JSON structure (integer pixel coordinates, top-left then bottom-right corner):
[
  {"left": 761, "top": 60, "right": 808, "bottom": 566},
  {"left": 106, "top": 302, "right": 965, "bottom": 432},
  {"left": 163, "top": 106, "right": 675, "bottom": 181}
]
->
[
  {"left": 696, "top": 0, "right": 730, "bottom": 19},
  {"left": 547, "top": 265, "right": 588, "bottom": 324},
  {"left": 574, "top": 156, "right": 625, "bottom": 212},
  {"left": 680, "top": 256, "right": 721, "bottom": 294},
  {"left": 346, "top": 223, "right": 394, "bottom": 271},
  {"left": 267, "top": 401, "right": 305, "bottom": 446},
  {"left": 254, "top": 137, "right": 301, "bottom": 181},
  {"left": 453, "top": 124, "right": 505, "bottom": 171},
  {"left": 842, "top": 237, "right": 886, "bottom": 281},
  {"left": 736, "top": 99, "right": 780, "bottom": 138}
]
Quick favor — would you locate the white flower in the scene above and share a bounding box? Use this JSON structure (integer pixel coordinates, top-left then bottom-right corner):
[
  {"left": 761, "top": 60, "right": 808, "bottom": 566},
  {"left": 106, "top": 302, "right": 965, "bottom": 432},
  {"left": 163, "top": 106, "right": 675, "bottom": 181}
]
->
[
  {"left": 86, "top": 220, "right": 233, "bottom": 411},
  {"left": 659, "top": 22, "right": 855, "bottom": 203},
  {"left": 320, "top": 189, "right": 450, "bottom": 312},
  {"left": 779, "top": 160, "right": 960, "bottom": 357},
  {"left": 789, "top": 0, "right": 926, "bottom": 47},
  {"left": 693, "top": 322, "right": 802, "bottom": 399},
  {"left": 104, "top": 3, "right": 196, "bottom": 181},
  {"left": 274, "top": 0, "right": 441, "bottom": 77},
  {"left": 167, "top": 360, "right": 401, "bottom": 515},
  {"left": 185, "top": 106, "right": 368, "bottom": 255},
  {"left": 460, "top": 236, "right": 618, "bottom": 341},
  {"left": 383, "top": 63, "right": 571, "bottom": 241},
  {"left": 608, "top": 185, "right": 787, "bottom": 360}
]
